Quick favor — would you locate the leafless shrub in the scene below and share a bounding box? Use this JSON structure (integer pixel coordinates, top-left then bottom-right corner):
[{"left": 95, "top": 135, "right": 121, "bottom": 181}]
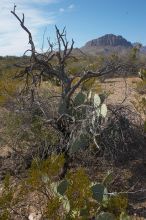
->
[{"left": 99, "top": 105, "right": 146, "bottom": 162}]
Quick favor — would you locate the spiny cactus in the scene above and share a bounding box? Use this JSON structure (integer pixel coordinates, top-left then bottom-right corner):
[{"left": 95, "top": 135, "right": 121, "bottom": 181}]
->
[
  {"left": 91, "top": 183, "right": 105, "bottom": 203},
  {"left": 94, "top": 94, "right": 101, "bottom": 107},
  {"left": 74, "top": 91, "right": 86, "bottom": 106},
  {"left": 93, "top": 93, "right": 108, "bottom": 118},
  {"left": 57, "top": 179, "right": 68, "bottom": 196}
]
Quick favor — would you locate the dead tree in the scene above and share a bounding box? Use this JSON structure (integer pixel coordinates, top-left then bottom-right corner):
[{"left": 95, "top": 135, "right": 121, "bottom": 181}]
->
[
  {"left": 11, "top": 5, "right": 123, "bottom": 106},
  {"left": 11, "top": 5, "right": 129, "bottom": 178}
]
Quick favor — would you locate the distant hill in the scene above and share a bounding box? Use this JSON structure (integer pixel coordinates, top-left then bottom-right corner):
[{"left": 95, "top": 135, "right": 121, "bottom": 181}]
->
[
  {"left": 85, "top": 34, "right": 132, "bottom": 47},
  {"left": 77, "top": 34, "right": 146, "bottom": 56},
  {"left": 80, "top": 34, "right": 133, "bottom": 56}
]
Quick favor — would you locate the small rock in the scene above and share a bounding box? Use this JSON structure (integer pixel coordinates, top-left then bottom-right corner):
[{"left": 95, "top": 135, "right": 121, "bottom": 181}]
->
[{"left": 28, "top": 212, "right": 42, "bottom": 220}]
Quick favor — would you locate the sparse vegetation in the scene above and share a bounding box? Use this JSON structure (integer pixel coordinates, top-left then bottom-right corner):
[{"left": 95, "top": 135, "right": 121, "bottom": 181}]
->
[{"left": 0, "top": 4, "right": 146, "bottom": 220}]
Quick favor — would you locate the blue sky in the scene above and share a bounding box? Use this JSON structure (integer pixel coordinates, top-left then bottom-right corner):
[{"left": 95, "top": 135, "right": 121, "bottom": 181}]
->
[{"left": 0, "top": 0, "right": 146, "bottom": 55}]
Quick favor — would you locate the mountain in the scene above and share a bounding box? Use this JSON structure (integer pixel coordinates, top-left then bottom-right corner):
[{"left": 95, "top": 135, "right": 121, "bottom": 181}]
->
[
  {"left": 80, "top": 34, "right": 133, "bottom": 56},
  {"left": 85, "top": 34, "right": 132, "bottom": 48}
]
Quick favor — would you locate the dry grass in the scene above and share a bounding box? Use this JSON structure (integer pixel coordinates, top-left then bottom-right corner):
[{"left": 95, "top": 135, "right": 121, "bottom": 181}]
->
[{"left": 101, "top": 77, "right": 141, "bottom": 105}]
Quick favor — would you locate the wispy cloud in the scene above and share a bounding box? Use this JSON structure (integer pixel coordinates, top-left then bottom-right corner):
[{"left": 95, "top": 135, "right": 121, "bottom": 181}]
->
[
  {"left": 59, "top": 4, "right": 75, "bottom": 13},
  {"left": 32, "top": 0, "right": 58, "bottom": 3},
  {"left": 0, "top": 0, "right": 57, "bottom": 56},
  {"left": 59, "top": 8, "right": 65, "bottom": 12},
  {"left": 68, "top": 4, "right": 75, "bottom": 9}
]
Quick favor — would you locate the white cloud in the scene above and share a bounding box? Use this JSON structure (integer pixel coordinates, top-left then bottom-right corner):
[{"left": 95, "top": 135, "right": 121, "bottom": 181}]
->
[
  {"left": 32, "top": 0, "right": 58, "bottom": 3},
  {"left": 59, "top": 4, "right": 75, "bottom": 13},
  {"left": 0, "top": 0, "right": 57, "bottom": 56},
  {"left": 68, "top": 4, "right": 74, "bottom": 9},
  {"left": 59, "top": 8, "right": 65, "bottom": 12}
]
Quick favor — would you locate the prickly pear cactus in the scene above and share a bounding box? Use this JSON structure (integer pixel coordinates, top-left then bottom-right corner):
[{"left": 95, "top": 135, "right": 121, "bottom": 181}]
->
[
  {"left": 94, "top": 94, "right": 101, "bottom": 107},
  {"left": 57, "top": 179, "right": 68, "bottom": 196},
  {"left": 91, "top": 183, "right": 105, "bottom": 203},
  {"left": 100, "top": 103, "right": 107, "bottom": 118},
  {"left": 74, "top": 92, "right": 86, "bottom": 106},
  {"left": 93, "top": 93, "right": 108, "bottom": 119}
]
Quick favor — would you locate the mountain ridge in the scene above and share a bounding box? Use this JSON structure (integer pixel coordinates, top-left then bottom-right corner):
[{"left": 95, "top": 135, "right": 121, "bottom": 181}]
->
[
  {"left": 84, "top": 34, "right": 132, "bottom": 48},
  {"left": 79, "top": 34, "right": 146, "bottom": 56}
]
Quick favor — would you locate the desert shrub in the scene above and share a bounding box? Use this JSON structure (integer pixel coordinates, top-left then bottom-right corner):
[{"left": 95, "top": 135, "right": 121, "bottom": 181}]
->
[
  {"left": 0, "top": 69, "right": 23, "bottom": 106},
  {"left": 3, "top": 108, "right": 61, "bottom": 161},
  {"left": 0, "top": 156, "right": 130, "bottom": 219},
  {"left": 99, "top": 105, "right": 145, "bottom": 162}
]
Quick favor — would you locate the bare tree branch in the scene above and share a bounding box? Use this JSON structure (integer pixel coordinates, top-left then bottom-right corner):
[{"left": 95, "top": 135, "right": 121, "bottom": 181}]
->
[{"left": 11, "top": 4, "right": 36, "bottom": 58}]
